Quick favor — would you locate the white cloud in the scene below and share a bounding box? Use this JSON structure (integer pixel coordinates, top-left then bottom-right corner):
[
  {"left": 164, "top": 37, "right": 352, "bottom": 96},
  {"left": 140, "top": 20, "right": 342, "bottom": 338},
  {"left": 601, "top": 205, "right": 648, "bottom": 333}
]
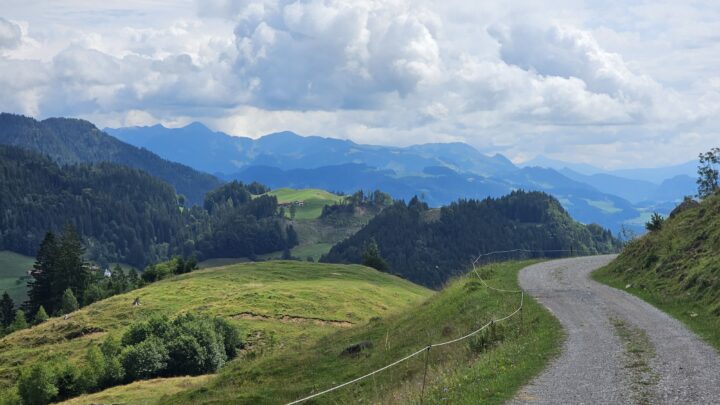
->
[{"left": 0, "top": 0, "right": 719, "bottom": 168}]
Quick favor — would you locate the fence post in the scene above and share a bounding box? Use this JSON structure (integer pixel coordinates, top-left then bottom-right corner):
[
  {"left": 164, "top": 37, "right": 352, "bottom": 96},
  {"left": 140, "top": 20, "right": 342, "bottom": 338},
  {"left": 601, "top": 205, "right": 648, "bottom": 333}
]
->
[{"left": 420, "top": 345, "right": 431, "bottom": 405}]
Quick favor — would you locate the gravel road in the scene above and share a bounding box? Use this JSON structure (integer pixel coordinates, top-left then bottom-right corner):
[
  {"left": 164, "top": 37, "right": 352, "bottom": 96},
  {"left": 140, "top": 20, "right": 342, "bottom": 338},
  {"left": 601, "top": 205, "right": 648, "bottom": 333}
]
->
[{"left": 511, "top": 255, "right": 720, "bottom": 405}]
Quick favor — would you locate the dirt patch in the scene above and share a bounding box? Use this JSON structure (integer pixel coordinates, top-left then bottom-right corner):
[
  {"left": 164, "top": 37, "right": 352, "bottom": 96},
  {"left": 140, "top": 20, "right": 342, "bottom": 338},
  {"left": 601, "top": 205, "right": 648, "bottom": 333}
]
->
[{"left": 233, "top": 312, "right": 353, "bottom": 327}]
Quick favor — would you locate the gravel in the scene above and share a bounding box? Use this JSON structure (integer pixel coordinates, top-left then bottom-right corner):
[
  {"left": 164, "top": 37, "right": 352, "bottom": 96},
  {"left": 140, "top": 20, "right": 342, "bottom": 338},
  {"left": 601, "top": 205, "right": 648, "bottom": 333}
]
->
[{"left": 511, "top": 255, "right": 720, "bottom": 405}]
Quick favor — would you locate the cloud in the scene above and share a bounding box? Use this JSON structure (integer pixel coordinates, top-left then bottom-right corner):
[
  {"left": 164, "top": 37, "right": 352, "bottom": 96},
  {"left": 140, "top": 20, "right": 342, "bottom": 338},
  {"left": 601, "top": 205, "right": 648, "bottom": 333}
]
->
[
  {"left": 1, "top": 0, "right": 719, "bottom": 168},
  {"left": 0, "top": 18, "right": 22, "bottom": 49}
]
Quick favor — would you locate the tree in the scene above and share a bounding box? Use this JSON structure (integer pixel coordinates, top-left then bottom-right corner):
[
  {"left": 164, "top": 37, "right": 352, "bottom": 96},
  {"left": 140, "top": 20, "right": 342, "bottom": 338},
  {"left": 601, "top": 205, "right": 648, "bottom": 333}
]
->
[
  {"left": 61, "top": 288, "right": 79, "bottom": 315},
  {"left": 289, "top": 203, "right": 297, "bottom": 220},
  {"left": 53, "top": 225, "right": 89, "bottom": 308},
  {"left": 17, "top": 362, "right": 58, "bottom": 405},
  {"left": 127, "top": 268, "right": 140, "bottom": 289},
  {"left": 645, "top": 212, "right": 665, "bottom": 232},
  {"left": 34, "top": 306, "right": 49, "bottom": 325},
  {"left": 26, "top": 231, "right": 58, "bottom": 314},
  {"left": 362, "top": 238, "right": 389, "bottom": 272},
  {"left": 9, "top": 310, "right": 27, "bottom": 332},
  {"left": 79, "top": 346, "right": 105, "bottom": 392},
  {"left": 1, "top": 291, "right": 14, "bottom": 327},
  {"left": 697, "top": 147, "right": 720, "bottom": 198},
  {"left": 109, "top": 265, "right": 129, "bottom": 294}
]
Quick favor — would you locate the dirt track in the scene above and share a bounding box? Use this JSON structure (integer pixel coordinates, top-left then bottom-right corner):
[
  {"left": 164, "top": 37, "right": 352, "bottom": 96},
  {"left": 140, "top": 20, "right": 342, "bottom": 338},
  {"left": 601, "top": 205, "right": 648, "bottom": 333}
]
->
[{"left": 512, "top": 256, "right": 720, "bottom": 404}]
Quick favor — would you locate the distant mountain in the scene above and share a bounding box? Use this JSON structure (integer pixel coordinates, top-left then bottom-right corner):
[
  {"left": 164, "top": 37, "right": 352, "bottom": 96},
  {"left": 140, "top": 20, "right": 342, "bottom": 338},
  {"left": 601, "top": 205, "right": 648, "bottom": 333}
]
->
[
  {"left": 106, "top": 123, "right": 518, "bottom": 176},
  {"left": 322, "top": 191, "right": 621, "bottom": 288},
  {"left": 525, "top": 154, "right": 698, "bottom": 184},
  {"left": 559, "top": 168, "right": 659, "bottom": 204},
  {"left": 0, "top": 113, "right": 222, "bottom": 205},
  {"left": 232, "top": 163, "right": 639, "bottom": 231}
]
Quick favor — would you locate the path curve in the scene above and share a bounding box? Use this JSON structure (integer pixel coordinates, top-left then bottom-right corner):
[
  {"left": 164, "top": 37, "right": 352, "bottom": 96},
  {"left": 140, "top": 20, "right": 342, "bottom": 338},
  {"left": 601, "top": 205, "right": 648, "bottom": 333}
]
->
[{"left": 512, "top": 256, "right": 720, "bottom": 404}]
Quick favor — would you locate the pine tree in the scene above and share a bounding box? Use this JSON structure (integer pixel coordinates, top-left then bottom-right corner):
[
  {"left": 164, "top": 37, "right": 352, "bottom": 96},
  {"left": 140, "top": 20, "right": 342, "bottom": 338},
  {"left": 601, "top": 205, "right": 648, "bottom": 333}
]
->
[
  {"left": 53, "top": 225, "right": 89, "bottom": 310},
  {"left": 27, "top": 231, "right": 58, "bottom": 314},
  {"left": 34, "top": 306, "right": 49, "bottom": 324},
  {"left": 9, "top": 310, "right": 27, "bottom": 332},
  {"left": 61, "top": 288, "right": 79, "bottom": 315},
  {"left": 362, "top": 238, "right": 389, "bottom": 272},
  {"left": 109, "top": 265, "right": 128, "bottom": 294},
  {"left": 127, "top": 269, "right": 140, "bottom": 289},
  {"left": 1, "top": 291, "right": 15, "bottom": 327}
]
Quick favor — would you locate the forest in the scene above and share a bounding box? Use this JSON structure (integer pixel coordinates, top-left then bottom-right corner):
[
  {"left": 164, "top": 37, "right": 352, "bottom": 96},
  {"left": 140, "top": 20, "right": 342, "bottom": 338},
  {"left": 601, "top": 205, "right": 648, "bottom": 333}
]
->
[
  {"left": 322, "top": 191, "right": 622, "bottom": 288},
  {"left": 0, "top": 145, "right": 296, "bottom": 268}
]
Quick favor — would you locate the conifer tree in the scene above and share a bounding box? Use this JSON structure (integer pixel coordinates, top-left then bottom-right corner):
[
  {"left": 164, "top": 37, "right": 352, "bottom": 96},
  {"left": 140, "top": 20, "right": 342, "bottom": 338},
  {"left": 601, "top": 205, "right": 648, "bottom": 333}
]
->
[
  {"left": 61, "top": 288, "right": 79, "bottom": 315},
  {"left": 1, "top": 291, "right": 15, "bottom": 327},
  {"left": 9, "top": 310, "right": 27, "bottom": 332},
  {"left": 27, "top": 231, "right": 58, "bottom": 314},
  {"left": 53, "top": 225, "right": 89, "bottom": 310},
  {"left": 34, "top": 306, "right": 49, "bottom": 324}
]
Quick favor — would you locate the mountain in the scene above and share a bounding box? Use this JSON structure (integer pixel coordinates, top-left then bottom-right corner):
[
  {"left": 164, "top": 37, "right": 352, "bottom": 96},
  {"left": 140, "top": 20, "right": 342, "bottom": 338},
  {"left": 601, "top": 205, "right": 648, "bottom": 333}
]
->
[
  {"left": 0, "top": 114, "right": 222, "bottom": 205},
  {"left": 525, "top": 154, "right": 698, "bottom": 185},
  {"left": 106, "top": 123, "right": 518, "bottom": 176},
  {"left": 322, "top": 191, "right": 621, "bottom": 288},
  {"left": 559, "top": 168, "right": 660, "bottom": 204},
  {"left": 232, "top": 163, "right": 639, "bottom": 231},
  {"left": 0, "top": 145, "right": 293, "bottom": 267}
]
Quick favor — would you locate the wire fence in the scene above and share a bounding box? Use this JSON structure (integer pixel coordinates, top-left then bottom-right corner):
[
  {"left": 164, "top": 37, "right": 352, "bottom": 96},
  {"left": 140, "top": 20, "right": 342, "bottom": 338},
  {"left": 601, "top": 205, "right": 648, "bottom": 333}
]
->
[{"left": 284, "top": 249, "right": 561, "bottom": 405}]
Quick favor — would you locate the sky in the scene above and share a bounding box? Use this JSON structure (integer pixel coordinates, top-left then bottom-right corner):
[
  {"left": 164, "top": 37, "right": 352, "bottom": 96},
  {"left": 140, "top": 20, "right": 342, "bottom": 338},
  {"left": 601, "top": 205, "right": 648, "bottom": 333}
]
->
[{"left": 1, "top": 0, "right": 719, "bottom": 169}]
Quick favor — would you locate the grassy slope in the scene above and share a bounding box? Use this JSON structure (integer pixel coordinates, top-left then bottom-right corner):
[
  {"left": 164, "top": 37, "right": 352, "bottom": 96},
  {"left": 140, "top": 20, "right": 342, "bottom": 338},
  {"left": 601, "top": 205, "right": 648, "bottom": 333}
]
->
[
  {"left": 60, "top": 376, "right": 212, "bottom": 405},
  {"left": 265, "top": 188, "right": 345, "bottom": 220},
  {"left": 164, "top": 261, "right": 563, "bottom": 404},
  {"left": 0, "top": 251, "right": 34, "bottom": 304},
  {"left": 593, "top": 193, "right": 720, "bottom": 350},
  {"left": 0, "top": 261, "right": 431, "bottom": 391}
]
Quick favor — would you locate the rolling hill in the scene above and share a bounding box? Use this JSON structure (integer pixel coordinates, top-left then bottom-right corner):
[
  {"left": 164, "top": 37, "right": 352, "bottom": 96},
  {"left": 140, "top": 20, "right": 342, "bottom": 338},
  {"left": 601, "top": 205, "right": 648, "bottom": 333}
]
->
[
  {"left": 0, "top": 261, "right": 432, "bottom": 395},
  {"left": 262, "top": 188, "right": 345, "bottom": 220},
  {"left": 323, "top": 191, "right": 622, "bottom": 288},
  {"left": 593, "top": 193, "right": 720, "bottom": 350},
  {"left": 0, "top": 114, "right": 222, "bottom": 205}
]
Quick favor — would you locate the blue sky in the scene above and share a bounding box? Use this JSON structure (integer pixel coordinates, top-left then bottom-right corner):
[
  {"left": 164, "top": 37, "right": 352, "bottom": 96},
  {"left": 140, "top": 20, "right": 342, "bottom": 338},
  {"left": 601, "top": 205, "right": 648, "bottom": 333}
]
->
[{"left": 1, "top": 0, "right": 719, "bottom": 168}]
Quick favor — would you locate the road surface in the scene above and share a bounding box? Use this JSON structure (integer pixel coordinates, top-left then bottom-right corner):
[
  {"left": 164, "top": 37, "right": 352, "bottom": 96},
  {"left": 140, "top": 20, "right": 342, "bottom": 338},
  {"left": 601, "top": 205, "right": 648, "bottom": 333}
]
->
[{"left": 512, "top": 256, "right": 720, "bottom": 404}]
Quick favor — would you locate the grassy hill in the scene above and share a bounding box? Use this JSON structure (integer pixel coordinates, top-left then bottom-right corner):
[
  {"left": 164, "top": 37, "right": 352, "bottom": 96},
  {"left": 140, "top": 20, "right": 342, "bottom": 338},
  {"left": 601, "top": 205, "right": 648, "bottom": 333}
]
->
[
  {"left": 263, "top": 188, "right": 345, "bottom": 220},
  {"left": 593, "top": 193, "right": 720, "bottom": 350},
  {"left": 0, "top": 251, "right": 34, "bottom": 304},
  {"left": 0, "top": 261, "right": 431, "bottom": 393},
  {"left": 159, "top": 260, "right": 561, "bottom": 404}
]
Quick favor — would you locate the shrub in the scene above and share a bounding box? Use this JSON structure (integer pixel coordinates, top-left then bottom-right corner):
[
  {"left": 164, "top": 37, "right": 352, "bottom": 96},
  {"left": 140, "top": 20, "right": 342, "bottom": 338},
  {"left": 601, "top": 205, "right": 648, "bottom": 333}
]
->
[
  {"left": 79, "top": 346, "right": 104, "bottom": 392},
  {"left": 54, "top": 361, "right": 82, "bottom": 400},
  {"left": 121, "top": 337, "right": 169, "bottom": 381},
  {"left": 645, "top": 212, "right": 665, "bottom": 232},
  {"left": 17, "top": 363, "right": 58, "bottom": 405}
]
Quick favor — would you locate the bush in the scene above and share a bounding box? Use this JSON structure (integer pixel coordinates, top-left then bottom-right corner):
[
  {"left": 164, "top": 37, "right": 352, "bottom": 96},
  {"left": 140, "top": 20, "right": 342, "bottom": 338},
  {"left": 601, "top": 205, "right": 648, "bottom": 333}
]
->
[
  {"left": 79, "top": 346, "right": 104, "bottom": 392},
  {"left": 645, "top": 212, "right": 665, "bottom": 232},
  {"left": 17, "top": 362, "right": 58, "bottom": 405},
  {"left": 121, "top": 337, "right": 169, "bottom": 381},
  {"left": 54, "top": 361, "right": 82, "bottom": 400}
]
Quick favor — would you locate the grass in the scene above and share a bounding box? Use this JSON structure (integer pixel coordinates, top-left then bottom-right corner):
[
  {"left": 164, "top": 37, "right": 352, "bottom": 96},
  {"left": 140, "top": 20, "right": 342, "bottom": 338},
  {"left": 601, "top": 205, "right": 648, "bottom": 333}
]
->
[
  {"left": 59, "top": 376, "right": 212, "bottom": 405},
  {"left": 0, "top": 261, "right": 430, "bottom": 392},
  {"left": 162, "top": 260, "right": 563, "bottom": 404},
  {"left": 592, "top": 193, "right": 720, "bottom": 351},
  {"left": 0, "top": 251, "right": 34, "bottom": 304},
  {"left": 262, "top": 188, "right": 345, "bottom": 220},
  {"left": 611, "top": 318, "right": 658, "bottom": 404}
]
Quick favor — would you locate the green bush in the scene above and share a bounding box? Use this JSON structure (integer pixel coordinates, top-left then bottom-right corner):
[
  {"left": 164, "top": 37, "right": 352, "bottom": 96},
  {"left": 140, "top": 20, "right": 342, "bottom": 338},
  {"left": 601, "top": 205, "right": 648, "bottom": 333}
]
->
[
  {"left": 60, "top": 288, "right": 79, "bottom": 315},
  {"left": 121, "top": 337, "right": 169, "bottom": 381},
  {"left": 17, "top": 362, "right": 58, "bottom": 405}
]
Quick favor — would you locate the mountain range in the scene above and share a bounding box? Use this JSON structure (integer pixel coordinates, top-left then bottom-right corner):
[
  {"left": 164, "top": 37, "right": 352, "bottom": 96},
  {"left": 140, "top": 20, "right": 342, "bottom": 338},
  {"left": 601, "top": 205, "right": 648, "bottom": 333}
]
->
[{"left": 107, "top": 122, "right": 698, "bottom": 233}]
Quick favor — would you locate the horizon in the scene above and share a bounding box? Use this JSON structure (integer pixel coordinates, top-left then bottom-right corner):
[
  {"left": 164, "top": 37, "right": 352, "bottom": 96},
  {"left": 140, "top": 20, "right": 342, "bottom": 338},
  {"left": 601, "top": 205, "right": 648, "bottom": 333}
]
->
[{"left": 2, "top": 1, "right": 718, "bottom": 169}]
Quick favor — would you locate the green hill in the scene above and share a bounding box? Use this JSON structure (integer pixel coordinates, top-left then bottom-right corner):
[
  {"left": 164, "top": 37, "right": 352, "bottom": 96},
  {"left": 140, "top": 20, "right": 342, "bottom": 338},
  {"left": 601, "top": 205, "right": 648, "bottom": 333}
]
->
[
  {"left": 593, "top": 194, "right": 720, "bottom": 349},
  {"left": 263, "top": 188, "right": 345, "bottom": 220},
  {"left": 0, "top": 251, "right": 34, "bottom": 304},
  {"left": 0, "top": 261, "right": 431, "bottom": 393}
]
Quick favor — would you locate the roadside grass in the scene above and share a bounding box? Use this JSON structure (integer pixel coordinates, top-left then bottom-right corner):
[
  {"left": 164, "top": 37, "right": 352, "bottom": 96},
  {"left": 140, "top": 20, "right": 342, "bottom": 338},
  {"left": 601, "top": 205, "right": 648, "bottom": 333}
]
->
[
  {"left": 591, "top": 193, "right": 720, "bottom": 352},
  {"left": 0, "top": 261, "right": 430, "bottom": 392},
  {"left": 59, "top": 376, "right": 212, "bottom": 405},
  {"left": 163, "top": 260, "right": 563, "bottom": 404},
  {"left": 593, "top": 267, "right": 720, "bottom": 351},
  {"left": 0, "top": 251, "right": 34, "bottom": 304}
]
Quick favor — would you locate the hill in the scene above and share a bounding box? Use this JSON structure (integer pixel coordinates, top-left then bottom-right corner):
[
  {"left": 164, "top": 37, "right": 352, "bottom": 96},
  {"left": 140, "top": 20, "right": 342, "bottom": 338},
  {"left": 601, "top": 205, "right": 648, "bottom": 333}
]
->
[
  {"left": 593, "top": 193, "right": 720, "bottom": 349},
  {"left": 0, "top": 261, "right": 432, "bottom": 396},
  {"left": 158, "top": 260, "right": 561, "bottom": 404},
  {"left": 0, "top": 147, "right": 293, "bottom": 267},
  {"left": 0, "top": 114, "right": 222, "bottom": 205},
  {"left": 263, "top": 188, "right": 345, "bottom": 220},
  {"left": 0, "top": 251, "right": 34, "bottom": 304},
  {"left": 323, "top": 191, "right": 621, "bottom": 288}
]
